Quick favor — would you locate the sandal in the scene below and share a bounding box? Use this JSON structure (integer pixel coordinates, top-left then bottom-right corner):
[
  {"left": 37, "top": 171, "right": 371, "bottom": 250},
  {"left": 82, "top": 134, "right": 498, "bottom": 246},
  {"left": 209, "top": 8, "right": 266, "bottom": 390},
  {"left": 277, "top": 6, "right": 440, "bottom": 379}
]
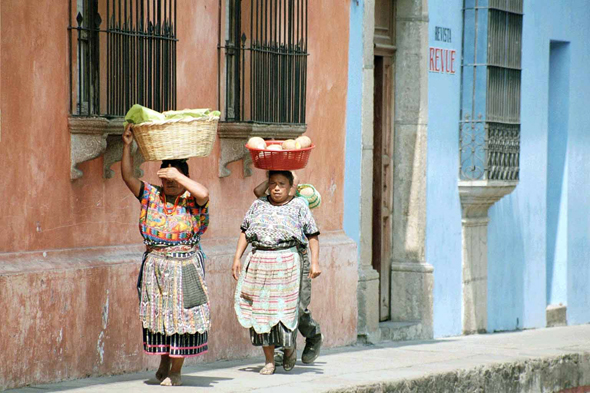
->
[
  {"left": 282, "top": 342, "right": 297, "bottom": 372},
  {"left": 259, "top": 363, "right": 276, "bottom": 375}
]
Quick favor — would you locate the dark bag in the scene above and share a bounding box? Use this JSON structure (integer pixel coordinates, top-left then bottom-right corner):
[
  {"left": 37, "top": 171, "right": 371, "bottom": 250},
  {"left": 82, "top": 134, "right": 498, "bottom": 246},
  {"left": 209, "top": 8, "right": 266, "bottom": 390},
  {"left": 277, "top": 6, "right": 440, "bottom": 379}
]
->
[{"left": 181, "top": 256, "right": 208, "bottom": 309}]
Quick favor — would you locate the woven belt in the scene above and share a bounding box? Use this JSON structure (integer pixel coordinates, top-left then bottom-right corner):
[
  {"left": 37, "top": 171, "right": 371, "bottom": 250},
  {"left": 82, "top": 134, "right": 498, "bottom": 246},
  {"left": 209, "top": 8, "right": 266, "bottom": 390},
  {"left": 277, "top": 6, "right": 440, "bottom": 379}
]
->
[
  {"left": 147, "top": 247, "right": 196, "bottom": 259},
  {"left": 253, "top": 245, "right": 297, "bottom": 252}
]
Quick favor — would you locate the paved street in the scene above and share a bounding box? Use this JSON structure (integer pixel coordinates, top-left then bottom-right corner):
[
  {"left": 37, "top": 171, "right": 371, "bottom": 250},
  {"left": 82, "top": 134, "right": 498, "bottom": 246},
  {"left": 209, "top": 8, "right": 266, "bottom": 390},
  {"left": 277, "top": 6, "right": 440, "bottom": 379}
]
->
[{"left": 11, "top": 325, "right": 590, "bottom": 392}]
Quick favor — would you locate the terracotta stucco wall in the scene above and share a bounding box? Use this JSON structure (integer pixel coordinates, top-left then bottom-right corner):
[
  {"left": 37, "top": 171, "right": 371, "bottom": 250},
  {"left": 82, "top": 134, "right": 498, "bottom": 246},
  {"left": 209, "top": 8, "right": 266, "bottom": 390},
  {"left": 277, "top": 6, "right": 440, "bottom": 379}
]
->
[
  {"left": 0, "top": 0, "right": 356, "bottom": 389},
  {"left": 0, "top": 0, "right": 350, "bottom": 253}
]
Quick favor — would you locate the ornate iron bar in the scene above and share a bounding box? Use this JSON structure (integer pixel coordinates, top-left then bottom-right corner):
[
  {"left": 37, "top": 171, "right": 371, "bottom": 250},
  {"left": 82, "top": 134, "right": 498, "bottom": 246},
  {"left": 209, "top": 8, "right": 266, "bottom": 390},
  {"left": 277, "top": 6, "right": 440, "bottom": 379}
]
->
[
  {"left": 487, "top": 122, "right": 520, "bottom": 180},
  {"left": 460, "top": 116, "right": 487, "bottom": 180},
  {"left": 69, "top": 0, "right": 177, "bottom": 117},
  {"left": 459, "top": 115, "right": 520, "bottom": 181},
  {"left": 219, "top": 0, "right": 308, "bottom": 125}
]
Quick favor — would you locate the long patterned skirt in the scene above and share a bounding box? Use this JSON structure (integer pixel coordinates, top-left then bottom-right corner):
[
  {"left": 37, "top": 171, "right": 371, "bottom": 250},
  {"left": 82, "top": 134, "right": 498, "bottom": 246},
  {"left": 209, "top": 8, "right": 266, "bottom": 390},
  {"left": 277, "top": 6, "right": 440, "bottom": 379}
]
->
[
  {"left": 234, "top": 247, "right": 301, "bottom": 348},
  {"left": 139, "top": 247, "right": 210, "bottom": 358}
]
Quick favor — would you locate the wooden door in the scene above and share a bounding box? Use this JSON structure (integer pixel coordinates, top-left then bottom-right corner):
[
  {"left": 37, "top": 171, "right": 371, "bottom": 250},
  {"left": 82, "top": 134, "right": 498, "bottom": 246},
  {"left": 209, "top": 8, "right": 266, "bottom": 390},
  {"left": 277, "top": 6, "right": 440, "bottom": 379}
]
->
[
  {"left": 372, "top": 55, "right": 394, "bottom": 321},
  {"left": 373, "top": 0, "right": 395, "bottom": 322}
]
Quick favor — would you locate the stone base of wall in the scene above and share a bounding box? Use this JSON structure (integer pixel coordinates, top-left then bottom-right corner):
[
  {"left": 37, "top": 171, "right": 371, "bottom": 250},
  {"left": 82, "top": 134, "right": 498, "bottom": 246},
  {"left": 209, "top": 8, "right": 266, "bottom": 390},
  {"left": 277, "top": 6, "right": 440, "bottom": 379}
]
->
[
  {"left": 0, "top": 231, "right": 357, "bottom": 390},
  {"left": 378, "top": 321, "right": 427, "bottom": 342},
  {"left": 547, "top": 304, "right": 567, "bottom": 328}
]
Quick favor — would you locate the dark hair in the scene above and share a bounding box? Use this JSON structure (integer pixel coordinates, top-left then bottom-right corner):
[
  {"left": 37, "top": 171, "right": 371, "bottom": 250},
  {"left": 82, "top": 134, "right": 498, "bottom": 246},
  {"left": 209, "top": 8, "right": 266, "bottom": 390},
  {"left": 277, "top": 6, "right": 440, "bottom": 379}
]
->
[
  {"left": 268, "top": 170, "right": 293, "bottom": 186},
  {"left": 161, "top": 159, "right": 189, "bottom": 176}
]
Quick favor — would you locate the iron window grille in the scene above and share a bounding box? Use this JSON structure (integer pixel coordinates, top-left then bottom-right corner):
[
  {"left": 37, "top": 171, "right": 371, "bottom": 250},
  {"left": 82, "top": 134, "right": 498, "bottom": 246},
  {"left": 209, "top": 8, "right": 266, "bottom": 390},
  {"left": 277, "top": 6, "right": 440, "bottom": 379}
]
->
[
  {"left": 218, "top": 0, "right": 309, "bottom": 125},
  {"left": 68, "top": 0, "right": 177, "bottom": 117},
  {"left": 460, "top": 0, "right": 523, "bottom": 181}
]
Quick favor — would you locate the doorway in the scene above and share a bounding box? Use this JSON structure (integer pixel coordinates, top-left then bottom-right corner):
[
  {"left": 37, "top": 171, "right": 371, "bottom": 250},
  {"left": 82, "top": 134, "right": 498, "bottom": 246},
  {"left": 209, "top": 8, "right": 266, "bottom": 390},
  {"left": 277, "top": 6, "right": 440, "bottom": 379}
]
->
[
  {"left": 372, "top": 54, "right": 394, "bottom": 321},
  {"left": 372, "top": 0, "right": 396, "bottom": 322}
]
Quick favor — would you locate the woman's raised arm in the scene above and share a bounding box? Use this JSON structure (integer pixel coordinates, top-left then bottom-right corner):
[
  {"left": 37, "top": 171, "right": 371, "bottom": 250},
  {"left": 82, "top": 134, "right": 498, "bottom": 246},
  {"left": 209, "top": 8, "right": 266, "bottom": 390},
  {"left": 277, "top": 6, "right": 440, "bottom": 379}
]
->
[{"left": 121, "top": 125, "right": 142, "bottom": 198}]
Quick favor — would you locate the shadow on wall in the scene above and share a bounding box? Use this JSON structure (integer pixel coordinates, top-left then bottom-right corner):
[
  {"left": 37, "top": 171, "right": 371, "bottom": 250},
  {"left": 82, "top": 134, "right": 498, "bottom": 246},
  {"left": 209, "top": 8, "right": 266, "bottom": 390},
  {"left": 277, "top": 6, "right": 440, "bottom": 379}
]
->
[{"left": 487, "top": 196, "right": 526, "bottom": 332}]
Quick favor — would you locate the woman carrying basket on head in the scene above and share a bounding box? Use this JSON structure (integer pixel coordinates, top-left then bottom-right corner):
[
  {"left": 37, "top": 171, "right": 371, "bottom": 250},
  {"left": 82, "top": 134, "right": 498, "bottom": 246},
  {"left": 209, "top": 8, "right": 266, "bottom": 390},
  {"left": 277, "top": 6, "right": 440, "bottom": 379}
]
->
[
  {"left": 122, "top": 125, "right": 211, "bottom": 387},
  {"left": 232, "top": 170, "right": 321, "bottom": 375},
  {"left": 253, "top": 173, "right": 324, "bottom": 365}
]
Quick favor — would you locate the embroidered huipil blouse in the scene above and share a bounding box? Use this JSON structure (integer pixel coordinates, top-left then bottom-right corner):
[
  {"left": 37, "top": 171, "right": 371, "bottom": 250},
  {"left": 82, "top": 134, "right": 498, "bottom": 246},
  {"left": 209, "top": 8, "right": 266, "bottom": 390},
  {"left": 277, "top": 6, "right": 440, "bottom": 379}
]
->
[
  {"left": 138, "top": 182, "right": 209, "bottom": 248},
  {"left": 240, "top": 196, "right": 319, "bottom": 249}
]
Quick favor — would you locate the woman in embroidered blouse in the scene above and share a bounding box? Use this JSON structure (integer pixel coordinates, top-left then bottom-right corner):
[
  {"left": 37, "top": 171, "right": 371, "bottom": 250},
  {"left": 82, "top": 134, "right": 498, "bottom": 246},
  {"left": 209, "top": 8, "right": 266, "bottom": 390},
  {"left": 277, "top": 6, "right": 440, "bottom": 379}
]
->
[
  {"left": 232, "top": 170, "right": 321, "bottom": 375},
  {"left": 121, "top": 126, "right": 211, "bottom": 387}
]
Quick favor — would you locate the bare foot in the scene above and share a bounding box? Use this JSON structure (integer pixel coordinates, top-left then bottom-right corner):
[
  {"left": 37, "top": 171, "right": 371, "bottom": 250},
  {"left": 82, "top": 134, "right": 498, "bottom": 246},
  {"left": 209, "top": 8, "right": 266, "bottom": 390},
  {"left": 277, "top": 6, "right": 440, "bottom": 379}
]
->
[
  {"left": 259, "top": 363, "right": 275, "bottom": 375},
  {"left": 160, "top": 372, "right": 182, "bottom": 386},
  {"left": 155, "top": 358, "right": 171, "bottom": 382}
]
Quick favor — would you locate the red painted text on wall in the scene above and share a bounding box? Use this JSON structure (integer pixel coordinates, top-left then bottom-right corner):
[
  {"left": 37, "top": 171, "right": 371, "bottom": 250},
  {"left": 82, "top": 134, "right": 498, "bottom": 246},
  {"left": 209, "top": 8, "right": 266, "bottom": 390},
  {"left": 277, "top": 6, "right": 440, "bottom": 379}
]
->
[{"left": 429, "top": 47, "right": 456, "bottom": 74}]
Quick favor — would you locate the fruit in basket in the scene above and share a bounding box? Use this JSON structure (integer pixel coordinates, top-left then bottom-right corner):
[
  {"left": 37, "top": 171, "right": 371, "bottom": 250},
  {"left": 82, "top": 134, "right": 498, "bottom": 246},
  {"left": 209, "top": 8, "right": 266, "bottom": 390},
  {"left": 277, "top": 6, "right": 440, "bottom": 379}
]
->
[
  {"left": 296, "top": 136, "right": 312, "bottom": 148},
  {"left": 282, "top": 139, "right": 301, "bottom": 150},
  {"left": 267, "top": 144, "right": 283, "bottom": 151},
  {"left": 247, "top": 137, "right": 266, "bottom": 149}
]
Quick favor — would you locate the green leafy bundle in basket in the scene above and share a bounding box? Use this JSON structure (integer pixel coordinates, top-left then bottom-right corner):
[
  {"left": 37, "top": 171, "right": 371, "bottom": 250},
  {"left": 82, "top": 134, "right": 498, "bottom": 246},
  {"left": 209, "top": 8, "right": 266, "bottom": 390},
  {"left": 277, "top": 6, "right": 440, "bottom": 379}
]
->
[{"left": 125, "top": 105, "right": 221, "bottom": 161}]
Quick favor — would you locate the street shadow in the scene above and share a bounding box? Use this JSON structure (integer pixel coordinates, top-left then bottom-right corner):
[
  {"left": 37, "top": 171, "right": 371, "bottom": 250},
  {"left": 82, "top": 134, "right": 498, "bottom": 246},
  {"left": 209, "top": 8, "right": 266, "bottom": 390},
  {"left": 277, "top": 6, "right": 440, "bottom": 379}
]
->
[
  {"left": 380, "top": 338, "right": 459, "bottom": 348},
  {"left": 143, "top": 375, "right": 233, "bottom": 387},
  {"left": 14, "top": 373, "right": 153, "bottom": 392},
  {"left": 324, "top": 338, "right": 460, "bottom": 354},
  {"left": 15, "top": 373, "right": 234, "bottom": 392},
  {"left": 239, "top": 363, "right": 324, "bottom": 375}
]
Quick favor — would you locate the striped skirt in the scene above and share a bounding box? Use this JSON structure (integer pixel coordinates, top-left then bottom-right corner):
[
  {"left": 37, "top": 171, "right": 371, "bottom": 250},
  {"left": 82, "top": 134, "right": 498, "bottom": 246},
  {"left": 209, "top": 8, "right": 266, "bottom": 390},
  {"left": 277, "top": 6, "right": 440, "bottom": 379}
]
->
[
  {"left": 234, "top": 247, "right": 301, "bottom": 344},
  {"left": 143, "top": 328, "right": 208, "bottom": 358},
  {"left": 139, "top": 247, "right": 210, "bottom": 357},
  {"left": 249, "top": 322, "right": 296, "bottom": 349}
]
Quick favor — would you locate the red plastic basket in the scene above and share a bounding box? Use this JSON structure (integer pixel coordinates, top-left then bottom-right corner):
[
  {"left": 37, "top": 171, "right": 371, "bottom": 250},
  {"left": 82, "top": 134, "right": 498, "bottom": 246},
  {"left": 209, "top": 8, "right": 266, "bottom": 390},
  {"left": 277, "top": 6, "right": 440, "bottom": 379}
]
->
[{"left": 246, "top": 141, "right": 314, "bottom": 170}]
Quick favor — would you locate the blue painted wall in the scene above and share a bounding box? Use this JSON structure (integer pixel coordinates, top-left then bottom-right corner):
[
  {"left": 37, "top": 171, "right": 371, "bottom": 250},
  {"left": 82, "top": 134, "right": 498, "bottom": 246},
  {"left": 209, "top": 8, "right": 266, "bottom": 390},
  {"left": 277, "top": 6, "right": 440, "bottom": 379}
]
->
[
  {"left": 345, "top": 0, "right": 590, "bottom": 337},
  {"left": 488, "top": 1, "right": 590, "bottom": 331},
  {"left": 426, "top": 0, "right": 464, "bottom": 337},
  {"left": 427, "top": 1, "right": 590, "bottom": 336},
  {"left": 546, "top": 41, "right": 570, "bottom": 308},
  {"left": 343, "top": 0, "right": 364, "bottom": 249}
]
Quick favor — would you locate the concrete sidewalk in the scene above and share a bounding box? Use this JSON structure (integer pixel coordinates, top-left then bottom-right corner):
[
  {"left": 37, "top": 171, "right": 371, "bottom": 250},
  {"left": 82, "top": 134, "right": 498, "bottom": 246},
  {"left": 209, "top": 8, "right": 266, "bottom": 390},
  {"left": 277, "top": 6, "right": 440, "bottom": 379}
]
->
[{"left": 11, "top": 325, "right": 590, "bottom": 392}]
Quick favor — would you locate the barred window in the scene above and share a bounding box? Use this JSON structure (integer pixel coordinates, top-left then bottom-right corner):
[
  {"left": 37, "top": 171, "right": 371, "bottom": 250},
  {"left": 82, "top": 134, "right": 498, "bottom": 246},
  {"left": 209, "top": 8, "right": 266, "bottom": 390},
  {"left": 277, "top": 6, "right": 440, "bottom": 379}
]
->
[
  {"left": 486, "top": 4, "right": 523, "bottom": 124},
  {"left": 459, "top": 0, "right": 523, "bottom": 181},
  {"left": 219, "top": 0, "right": 309, "bottom": 125},
  {"left": 69, "top": 0, "right": 177, "bottom": 117}
]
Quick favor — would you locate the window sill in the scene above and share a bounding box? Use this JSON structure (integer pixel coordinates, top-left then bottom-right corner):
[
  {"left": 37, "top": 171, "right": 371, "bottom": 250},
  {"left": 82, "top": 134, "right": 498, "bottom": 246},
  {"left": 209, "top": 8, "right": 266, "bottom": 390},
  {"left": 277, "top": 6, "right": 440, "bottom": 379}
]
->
[
  {"left": 218, "top": 122, "right": 307, "bottom": 178},
  {"left": 69, "top": 116, "right": 144, "bottom": 180},
  {"left": 70, "top": 117, "right": 307, "bottom": 180}
]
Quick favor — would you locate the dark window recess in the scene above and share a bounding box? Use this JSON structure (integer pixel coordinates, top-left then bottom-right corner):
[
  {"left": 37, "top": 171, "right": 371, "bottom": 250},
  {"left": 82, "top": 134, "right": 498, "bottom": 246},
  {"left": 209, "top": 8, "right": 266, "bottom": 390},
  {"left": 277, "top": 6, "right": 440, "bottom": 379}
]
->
[
  {"left": 69, "top": 0, "right": 177, "bottom": 117},
  {"left": 219, "top": 0, "right": 308, "bottom": 124}
]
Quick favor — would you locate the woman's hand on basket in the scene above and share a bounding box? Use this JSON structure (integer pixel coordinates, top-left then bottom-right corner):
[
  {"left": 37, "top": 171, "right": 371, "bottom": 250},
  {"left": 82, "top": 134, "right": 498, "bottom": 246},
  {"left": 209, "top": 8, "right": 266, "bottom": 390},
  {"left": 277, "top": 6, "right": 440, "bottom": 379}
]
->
[
  {"left": 231, "top": 258, "right": 242, "bottom": 281},
  {"left": 309, "top": 262, "right": 322, "bottom": 279},
  {"left": 122, "top": 124, "right": 134, "bottom": 146}
]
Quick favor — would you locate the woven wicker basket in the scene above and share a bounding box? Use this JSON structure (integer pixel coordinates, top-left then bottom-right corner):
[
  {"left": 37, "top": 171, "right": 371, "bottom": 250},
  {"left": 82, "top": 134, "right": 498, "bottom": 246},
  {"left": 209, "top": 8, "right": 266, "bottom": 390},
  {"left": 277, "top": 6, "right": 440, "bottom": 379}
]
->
[
  {"left": 246, "top": 141, "right": 314, "bottom": 170},
  {"left": 297, "top": 184, "right": 321, "bottom": 209},
  {"left": 131, "top": 116, "right": 218, "bottom": 161}
]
